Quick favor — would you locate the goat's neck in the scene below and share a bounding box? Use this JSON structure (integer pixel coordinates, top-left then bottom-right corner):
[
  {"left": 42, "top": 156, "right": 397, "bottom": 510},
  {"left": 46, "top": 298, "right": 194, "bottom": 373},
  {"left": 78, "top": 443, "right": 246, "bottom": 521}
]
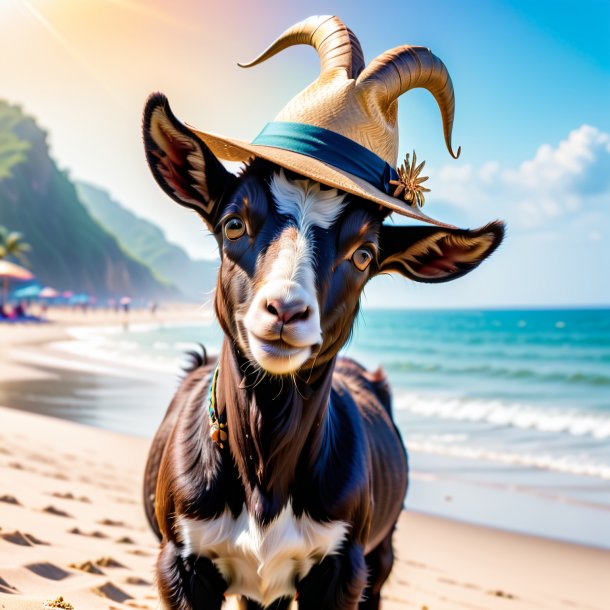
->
[{"left": 216, "top": 339, "right": 335, "bottom": 518}]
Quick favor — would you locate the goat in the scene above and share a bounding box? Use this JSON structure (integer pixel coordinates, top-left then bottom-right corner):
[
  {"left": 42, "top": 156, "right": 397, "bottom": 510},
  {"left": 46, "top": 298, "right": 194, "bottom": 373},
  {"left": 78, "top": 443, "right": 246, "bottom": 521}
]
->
[{"left": 142, "top": 16, "right": 504, "bottom": 610}]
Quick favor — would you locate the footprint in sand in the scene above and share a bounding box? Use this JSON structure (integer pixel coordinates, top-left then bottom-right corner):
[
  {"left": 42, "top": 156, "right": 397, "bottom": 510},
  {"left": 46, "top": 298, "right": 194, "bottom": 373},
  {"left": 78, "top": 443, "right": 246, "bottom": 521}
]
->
[
  {"left": 488, "top": 589, "right": 516, "bottom": 599},
  {"left": 1, "top": 530, "right": 49, "bottom": 546},
  {"left": 0, "top": 575, "right": 19, "bottom": 594},
  {"left": 98, "top": 518, "right": 127, "bottom": 527},
  {"left": 92, "top": 581, "right": 133, "bottom": 604},
  {"left": 42, "top": 504, "right": 73, "bottom": 518},
  {"left": 7, "top": 461, "right": 27, "bottom": 470},
  {"left": 96, "top": 557, "right": 127, "bottom": 569},
  {"left": 68, "top": 527, "right": 108, "bottom": 538},
  {"left": 49, "top": 491, "right": 91, "bottom": 503},
  {"left": 127, "top": 549, "right": 152, "bottom": 557},
  {"left": 0, "top": 494, "right": 21, "bottom": 505},
  {"left": 125, "top": 576, "right": 152, "bottom": 586},
  {"left": 25, "top": 562, "right": 71, "bottom": 581},
  {"left": 116, "top": 535, "right": 136, "bottom": 544},
  {"left": 69, "top": 560, "right": 105, "bottom": 575}
]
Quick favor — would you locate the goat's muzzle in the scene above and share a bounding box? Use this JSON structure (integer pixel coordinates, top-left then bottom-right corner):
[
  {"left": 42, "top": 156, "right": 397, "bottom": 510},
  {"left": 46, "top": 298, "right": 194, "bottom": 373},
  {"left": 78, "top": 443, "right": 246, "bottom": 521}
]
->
[{"left": 243, "top": 282, "right": 322, "bottom": 375}]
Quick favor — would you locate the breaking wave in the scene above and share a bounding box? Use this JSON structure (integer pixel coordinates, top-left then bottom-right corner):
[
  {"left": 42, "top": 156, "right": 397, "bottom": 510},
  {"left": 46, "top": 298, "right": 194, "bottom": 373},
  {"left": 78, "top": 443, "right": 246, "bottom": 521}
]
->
[
  {"left": 385, "top": 360, "right": 610, "bottom": 387},
  {"left": 407, "top": 437, "right": 610, "bottom": 481},
  {"left": 394, "top": 393, "right": 610, "bottom": 439}
]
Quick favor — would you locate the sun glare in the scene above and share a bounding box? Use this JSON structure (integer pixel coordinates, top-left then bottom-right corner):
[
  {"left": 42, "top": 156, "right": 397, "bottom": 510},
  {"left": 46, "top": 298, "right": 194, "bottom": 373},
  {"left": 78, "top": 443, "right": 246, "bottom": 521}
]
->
[{"left": 11, "top": 0, "right": 70, "bottom": 48}]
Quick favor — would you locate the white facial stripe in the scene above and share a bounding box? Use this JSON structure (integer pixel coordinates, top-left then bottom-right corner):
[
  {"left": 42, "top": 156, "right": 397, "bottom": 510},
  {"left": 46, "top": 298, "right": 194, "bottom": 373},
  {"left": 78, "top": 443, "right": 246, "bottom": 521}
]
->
[
  {"left": 266, "top": 231, "right": 312, "bottom": 286},
  {"left": 270, "top": 169, "right": 347, "bottom": 233},
  {"left": 268, "top": 169, "right": 346, "bottom": 294}
]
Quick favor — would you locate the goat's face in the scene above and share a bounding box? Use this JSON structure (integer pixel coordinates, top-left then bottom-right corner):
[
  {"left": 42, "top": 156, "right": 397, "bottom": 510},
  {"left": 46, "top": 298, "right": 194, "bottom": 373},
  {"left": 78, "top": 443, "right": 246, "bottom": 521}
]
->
[
  {"left": 143, "top": 95, "right": 505, "bottom": 376},
  {"left": 214, "top": 168, "right": 385, "bottom": 374}
]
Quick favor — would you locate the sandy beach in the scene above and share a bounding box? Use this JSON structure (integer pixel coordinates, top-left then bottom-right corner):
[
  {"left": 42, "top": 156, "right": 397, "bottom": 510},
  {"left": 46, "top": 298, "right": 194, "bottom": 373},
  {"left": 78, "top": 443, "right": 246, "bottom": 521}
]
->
[{"left": 1, "top": 309, "right": 609, "bottom": 609}]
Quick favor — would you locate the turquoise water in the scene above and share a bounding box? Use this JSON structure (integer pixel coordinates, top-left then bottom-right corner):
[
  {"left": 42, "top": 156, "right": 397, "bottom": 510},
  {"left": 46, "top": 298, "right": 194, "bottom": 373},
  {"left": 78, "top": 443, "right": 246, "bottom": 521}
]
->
[
  {"left": 346, "top": 309, "right": 610, "bottom": 480},
  {"left": 7, "top": 308, "right": 609, "bottom": 547}
]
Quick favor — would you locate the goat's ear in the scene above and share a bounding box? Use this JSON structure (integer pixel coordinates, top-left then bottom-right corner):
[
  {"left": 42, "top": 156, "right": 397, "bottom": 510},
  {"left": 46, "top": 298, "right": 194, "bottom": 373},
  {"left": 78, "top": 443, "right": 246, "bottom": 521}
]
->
[
  {"left": 377, "top": 221, "right": 505, "bottom": 283},
  {"left": 142, "top": 93, "right": 236, "bottom": 228}
]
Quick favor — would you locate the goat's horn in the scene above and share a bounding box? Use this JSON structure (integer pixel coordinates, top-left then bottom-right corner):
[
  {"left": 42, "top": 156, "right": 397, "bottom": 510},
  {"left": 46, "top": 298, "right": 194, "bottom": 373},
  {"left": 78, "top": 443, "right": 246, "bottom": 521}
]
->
[
  {"left": 358, "top": 46, "right": 461, "bottom": 159},
  {"left": 238, "top": 15, "right": 365, "bottom": 80}
]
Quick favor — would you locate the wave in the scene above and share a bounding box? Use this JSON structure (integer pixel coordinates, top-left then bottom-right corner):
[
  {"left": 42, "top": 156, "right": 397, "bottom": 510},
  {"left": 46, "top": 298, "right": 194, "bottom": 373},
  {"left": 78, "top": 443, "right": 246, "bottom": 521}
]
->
[
  {"left": 354, "top": 341, "right": 610, "bottom": 364},
  {"left": 394, "top": 393, "right": 610, "bottom": 439},
  {"left": 385, "top": 360, "right": 610, "bottom": 387},
  {"left": 407, "top": 438, "right": 610, "bottom": 481}
]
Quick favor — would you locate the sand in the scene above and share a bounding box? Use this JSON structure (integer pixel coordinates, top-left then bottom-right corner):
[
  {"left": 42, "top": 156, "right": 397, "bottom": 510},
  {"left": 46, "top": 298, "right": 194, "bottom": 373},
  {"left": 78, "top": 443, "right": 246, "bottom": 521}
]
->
[{"left": 1, "top": 310, "right": 609, "bottom": 609}]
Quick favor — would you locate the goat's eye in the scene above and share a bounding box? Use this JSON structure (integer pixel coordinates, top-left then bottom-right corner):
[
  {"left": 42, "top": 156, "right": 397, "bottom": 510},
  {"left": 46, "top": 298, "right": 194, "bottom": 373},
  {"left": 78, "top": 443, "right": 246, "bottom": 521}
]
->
[
  {"left": 224, "top": 217, "right": 246, "bottom": 240},
  {"left": 352, "top": 247, "right": 374, "bottom": 271}
]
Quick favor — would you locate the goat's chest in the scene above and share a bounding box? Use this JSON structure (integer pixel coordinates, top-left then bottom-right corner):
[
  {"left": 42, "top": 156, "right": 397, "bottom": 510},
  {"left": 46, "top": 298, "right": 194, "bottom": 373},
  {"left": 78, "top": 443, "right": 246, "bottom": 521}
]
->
[{"left": 177, "top": 504, "right": 348, "bottom": 606}]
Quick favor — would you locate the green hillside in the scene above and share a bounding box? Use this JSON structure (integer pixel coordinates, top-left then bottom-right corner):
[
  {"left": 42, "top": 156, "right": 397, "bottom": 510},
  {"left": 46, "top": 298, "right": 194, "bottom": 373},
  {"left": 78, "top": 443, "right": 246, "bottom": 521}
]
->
[
  {"left": 0, "top": 100, "right": 178, "bottom": 300},
  {"left": 76, "top": 182, "right": 217, "bottom": 301}
]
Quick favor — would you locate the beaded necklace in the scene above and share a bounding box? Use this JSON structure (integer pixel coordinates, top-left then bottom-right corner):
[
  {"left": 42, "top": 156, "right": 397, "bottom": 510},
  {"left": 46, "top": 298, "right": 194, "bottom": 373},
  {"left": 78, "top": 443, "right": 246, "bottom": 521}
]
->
[{"left": 207, "top": 365, "right": 227, "bottom": 448}]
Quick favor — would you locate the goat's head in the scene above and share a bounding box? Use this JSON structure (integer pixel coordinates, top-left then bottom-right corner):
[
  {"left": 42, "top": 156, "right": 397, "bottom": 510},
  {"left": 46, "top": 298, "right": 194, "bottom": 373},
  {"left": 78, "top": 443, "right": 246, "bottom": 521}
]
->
[{"left": 143, "top": 95, "right": 504, "bottom": 377}]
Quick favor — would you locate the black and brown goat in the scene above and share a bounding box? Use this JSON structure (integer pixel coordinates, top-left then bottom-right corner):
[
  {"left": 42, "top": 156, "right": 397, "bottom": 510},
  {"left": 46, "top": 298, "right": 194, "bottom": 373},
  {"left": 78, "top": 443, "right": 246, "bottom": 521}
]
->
[{"left": 142, "top": 16, "right": 504, "bottom": 610}]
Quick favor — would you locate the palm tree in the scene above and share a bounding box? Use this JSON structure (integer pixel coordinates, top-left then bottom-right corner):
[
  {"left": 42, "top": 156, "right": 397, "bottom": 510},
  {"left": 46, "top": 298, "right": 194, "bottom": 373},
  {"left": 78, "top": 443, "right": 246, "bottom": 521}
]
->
[{"left": 0, "top": 225, "right": 31, "bottom": 266}]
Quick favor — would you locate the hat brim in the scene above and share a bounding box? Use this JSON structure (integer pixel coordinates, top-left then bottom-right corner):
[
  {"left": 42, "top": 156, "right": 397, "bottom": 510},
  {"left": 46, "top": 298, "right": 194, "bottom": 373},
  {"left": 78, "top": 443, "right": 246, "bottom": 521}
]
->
[{"left": 187, "top": 126, "right": 458, "bottom": 230}]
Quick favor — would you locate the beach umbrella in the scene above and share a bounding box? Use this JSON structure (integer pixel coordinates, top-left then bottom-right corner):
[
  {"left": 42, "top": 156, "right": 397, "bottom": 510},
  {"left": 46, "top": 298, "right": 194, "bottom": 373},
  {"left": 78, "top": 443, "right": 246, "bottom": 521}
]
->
[
  {"left": 69, "top": 293, "right": 90, "bottom": 304},
  {"left": 12, "top": 283, "right": 42, "bottom": 299},
  {"left": 39, "top": 286, "right": 59, "bottom": 298},
  {"left": 120, "top": 296, "right": 132, "bottom": 305},
  {"left": 0, "top": 260, "right": 34, "bottom": 303}
]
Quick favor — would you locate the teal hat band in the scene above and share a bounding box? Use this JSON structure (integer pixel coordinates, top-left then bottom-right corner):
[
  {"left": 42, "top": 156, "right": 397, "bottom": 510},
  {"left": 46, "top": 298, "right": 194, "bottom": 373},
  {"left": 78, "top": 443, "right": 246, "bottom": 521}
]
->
[{"left": 252, "top": 122, "right": 399, "bottom": 195}]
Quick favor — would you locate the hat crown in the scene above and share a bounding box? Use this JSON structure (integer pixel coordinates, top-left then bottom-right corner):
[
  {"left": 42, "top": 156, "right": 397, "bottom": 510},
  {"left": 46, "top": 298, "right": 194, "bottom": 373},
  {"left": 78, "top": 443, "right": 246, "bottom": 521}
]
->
[
  {"left": 241, "top": 15, "right": 460, "bottom": 166},
  {"left": 275, "top": 75, "right": 398, "bottom": 166}
]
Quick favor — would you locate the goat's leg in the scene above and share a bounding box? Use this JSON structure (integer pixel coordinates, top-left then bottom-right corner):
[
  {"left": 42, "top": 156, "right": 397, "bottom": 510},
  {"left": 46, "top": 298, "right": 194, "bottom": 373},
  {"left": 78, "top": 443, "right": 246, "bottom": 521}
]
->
[
  {"left": 157, "top": 540, "right": 227, "bottom": 609},
  {"left": 297, "top": 543, "right": 367, "bottom": 610},
  {"left": 359, "top": 531, "right": 396, "bottom": 609}
]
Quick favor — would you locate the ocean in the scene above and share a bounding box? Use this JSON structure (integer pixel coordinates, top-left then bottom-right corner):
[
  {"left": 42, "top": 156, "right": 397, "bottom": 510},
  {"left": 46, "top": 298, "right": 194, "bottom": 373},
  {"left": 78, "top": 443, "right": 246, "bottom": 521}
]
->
[{"left": 3, "top": 308, "right": 609, "bottom": 548}]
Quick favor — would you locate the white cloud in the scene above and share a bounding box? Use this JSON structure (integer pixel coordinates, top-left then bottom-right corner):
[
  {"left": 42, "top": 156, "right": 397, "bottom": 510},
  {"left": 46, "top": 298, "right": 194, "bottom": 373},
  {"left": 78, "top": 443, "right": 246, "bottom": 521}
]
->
[{"left": 432, "top": 125, "right": 610, "bottom": 229}]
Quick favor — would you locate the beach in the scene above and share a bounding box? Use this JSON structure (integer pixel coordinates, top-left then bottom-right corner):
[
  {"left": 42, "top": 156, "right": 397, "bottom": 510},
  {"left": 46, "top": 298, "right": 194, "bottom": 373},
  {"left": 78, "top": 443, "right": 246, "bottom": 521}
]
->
[{"left": 1, "top": 308, "right": 609, "bottom": 609}]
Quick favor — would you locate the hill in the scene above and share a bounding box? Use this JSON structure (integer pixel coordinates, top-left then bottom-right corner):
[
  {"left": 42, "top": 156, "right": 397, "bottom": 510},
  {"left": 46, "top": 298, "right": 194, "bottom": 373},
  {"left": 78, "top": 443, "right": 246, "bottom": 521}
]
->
[
  {"left": 0, "top": 100, "right": 178, "bottom": 300},
  {"left": 76, "top": 182, "right": 217, "bottom": 302}
]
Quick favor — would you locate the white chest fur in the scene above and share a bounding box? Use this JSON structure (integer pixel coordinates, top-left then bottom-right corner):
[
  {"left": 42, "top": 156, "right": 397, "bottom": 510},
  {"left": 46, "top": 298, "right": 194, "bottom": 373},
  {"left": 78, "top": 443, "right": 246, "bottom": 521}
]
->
[{"left": 177, "top": 503, "right": 349, "bottom": 606}]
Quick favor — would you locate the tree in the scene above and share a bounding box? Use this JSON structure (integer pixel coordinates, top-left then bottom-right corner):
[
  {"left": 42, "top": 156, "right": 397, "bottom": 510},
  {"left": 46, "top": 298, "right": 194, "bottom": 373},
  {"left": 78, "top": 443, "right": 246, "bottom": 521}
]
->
[{"left": 0, "top": 226, "right": 31, "bottom": 266}]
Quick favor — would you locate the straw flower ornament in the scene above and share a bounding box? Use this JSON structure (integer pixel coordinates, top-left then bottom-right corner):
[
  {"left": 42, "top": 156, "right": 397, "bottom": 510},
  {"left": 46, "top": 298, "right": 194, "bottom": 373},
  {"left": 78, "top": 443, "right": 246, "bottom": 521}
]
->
[{"left": 389, "top": 151, "right": 431, "bottom": 207}]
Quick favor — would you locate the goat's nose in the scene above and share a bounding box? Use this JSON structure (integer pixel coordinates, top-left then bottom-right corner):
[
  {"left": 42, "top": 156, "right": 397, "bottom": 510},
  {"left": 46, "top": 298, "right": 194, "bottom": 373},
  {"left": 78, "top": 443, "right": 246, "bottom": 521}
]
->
[{"left": 266, "top": 298, "right": 310, "bottom": 324}]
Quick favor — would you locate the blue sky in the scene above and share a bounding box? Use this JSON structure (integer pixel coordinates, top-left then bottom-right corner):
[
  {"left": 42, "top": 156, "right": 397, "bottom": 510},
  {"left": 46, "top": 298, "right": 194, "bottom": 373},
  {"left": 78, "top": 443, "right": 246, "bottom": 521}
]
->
[{"left": 1, "top": 0, "right": 608, "bottom": 307}]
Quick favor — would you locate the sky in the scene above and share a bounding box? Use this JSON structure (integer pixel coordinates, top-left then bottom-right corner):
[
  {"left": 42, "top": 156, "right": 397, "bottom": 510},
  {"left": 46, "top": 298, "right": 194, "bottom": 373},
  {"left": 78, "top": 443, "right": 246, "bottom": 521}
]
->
[{"left": 0, "top": 0, "right": 609, "bottom": 307}]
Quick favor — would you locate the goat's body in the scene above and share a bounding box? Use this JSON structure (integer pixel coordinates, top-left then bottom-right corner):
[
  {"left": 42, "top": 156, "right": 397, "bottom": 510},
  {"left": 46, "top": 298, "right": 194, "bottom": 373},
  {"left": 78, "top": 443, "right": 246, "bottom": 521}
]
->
[
  {"left": 141, "top": 76, "right": 501, "bottom": 608},
  {"left": 144, "top": 351, "right": 408, "bottom": 609}
]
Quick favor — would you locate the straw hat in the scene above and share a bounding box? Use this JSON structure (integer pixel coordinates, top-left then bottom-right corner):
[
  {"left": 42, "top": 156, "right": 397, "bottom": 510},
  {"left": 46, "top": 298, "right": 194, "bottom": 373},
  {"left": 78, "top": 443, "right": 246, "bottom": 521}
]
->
[{"left": 188, "top": 15, "right": 464, "bottom": 229}]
